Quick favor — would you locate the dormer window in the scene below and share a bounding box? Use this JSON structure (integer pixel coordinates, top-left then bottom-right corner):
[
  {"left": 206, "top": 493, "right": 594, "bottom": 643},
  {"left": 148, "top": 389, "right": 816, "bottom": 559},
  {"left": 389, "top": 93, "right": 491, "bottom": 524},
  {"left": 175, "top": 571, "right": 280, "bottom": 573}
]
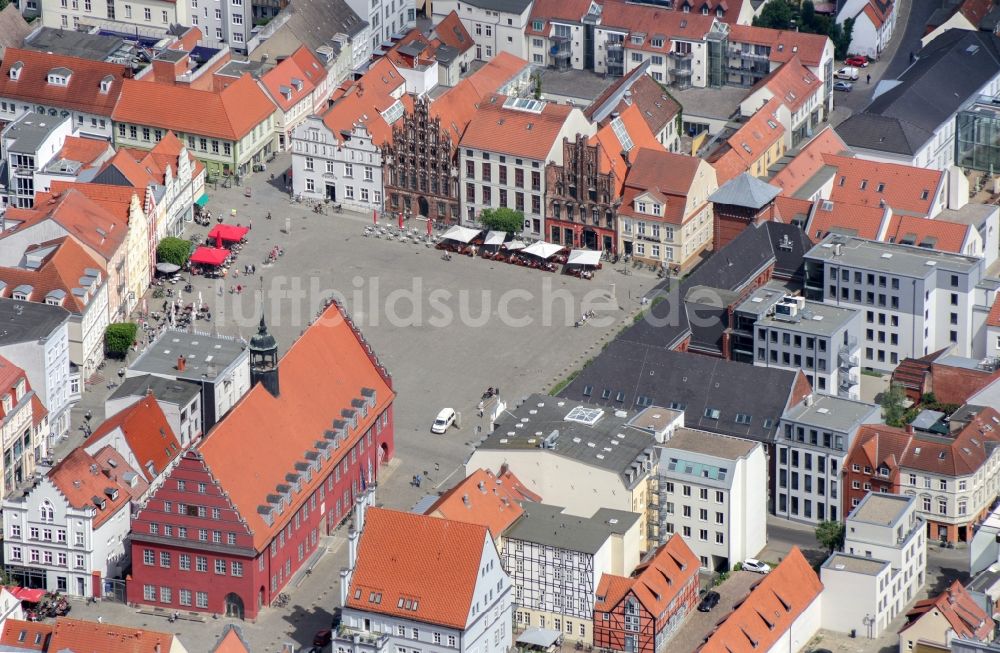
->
[
  {"left": 631, "top": 35, "right": 643, "bottom": 45},
  {"left": 637, "top": 200, "right": 647, "bottom": 213},
  {"left": 47, "top": 68, "right": 72, "bottom": 86},
  {"left": 716, "top": 7, "right": 724, "bottom": 15},
  {"left": 9, "top": 62, "right": 22, "bottom": 80},
  {"left": 651, "top": 203, "right": 662, "bottom": 216},
  {"left": 651, "top": 38, "right": 664, "bottom": 48},
  {"left": 702, "top": 5, "right": 708, "bottom": 13},
  {"left": 100, "top": 75, "right": 114, "bottom": 94}
]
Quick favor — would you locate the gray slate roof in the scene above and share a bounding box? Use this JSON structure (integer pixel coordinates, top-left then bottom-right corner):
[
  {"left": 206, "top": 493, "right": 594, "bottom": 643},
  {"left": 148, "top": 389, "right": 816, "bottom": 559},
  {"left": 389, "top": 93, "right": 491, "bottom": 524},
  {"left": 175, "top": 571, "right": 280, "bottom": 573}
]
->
[
  {"left": 0, "top": 297, "right": 70, "bottom": 346},
  {"left": 129, "top": 329, "right": 246, "bottom": 382},
  {"left": 503, "top": 502, "right": 640, "bottom": 554},
  {"left": 250, "top": 0, "right": 366, "bottom": 60},
  {"left": 839, "top": 29, "right": 1000, "bottom": 155},
  {"left": 109, "top": 373, "right": 201, "bottom": 406},
  {"left": 709, "top": 173, "right": 781, "bottom": 210}
]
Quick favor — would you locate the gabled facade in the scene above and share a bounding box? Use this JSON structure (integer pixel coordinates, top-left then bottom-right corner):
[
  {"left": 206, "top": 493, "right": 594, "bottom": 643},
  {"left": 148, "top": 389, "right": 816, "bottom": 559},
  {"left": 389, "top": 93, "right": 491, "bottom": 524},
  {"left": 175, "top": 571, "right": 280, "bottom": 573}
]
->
[
  {"left": 837, "top": 0, "right": 896, "bottom": 59},
  {"left": 38, "top": 0, "right": 191, "bottom": 39},
  {"left": 899, "top": 581, "right": 992, "bottom": 652},
  {"left": 593, "top": 535, "right": 700, "bottom": 653},
  {"left": 0, "top": 356, "right": 46, "bottom": 498},
  {"left": 259, "top": 46, "right": 327, "bottom": 150}
]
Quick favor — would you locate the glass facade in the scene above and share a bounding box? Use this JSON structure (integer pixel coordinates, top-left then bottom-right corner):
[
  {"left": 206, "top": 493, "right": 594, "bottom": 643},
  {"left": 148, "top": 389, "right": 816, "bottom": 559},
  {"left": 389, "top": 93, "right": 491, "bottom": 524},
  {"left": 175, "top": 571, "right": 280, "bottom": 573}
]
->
[{"left": 957, "top": 103, "right": 1000, "bottom": 172}]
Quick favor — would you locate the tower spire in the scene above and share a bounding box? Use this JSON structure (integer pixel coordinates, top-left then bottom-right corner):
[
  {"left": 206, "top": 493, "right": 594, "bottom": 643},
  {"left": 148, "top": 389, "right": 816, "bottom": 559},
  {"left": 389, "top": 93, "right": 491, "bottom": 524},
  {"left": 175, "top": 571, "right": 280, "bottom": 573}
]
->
[{"left": 249, "top": 275, "right": 280, "bottom": 397}]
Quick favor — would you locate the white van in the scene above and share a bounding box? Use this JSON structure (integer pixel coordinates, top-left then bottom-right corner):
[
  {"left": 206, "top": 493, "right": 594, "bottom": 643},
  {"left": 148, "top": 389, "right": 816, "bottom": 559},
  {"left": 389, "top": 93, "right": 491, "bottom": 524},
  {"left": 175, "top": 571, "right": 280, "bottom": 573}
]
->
[{"left": 835, "top": 66, "right": 859, "bottom": 80}]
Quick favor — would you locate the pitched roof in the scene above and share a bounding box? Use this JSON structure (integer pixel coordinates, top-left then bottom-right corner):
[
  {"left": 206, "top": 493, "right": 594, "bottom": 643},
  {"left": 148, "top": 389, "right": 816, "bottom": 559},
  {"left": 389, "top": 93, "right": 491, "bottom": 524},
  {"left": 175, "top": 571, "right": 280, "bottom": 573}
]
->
[
  {"left": 260, "top": 46, "right": 323, "bottom": 112},
  {"left": 805, "top": 198, "right": 887, "bottom": 240},
  {"left": 0, "top": 48, "right": 127, "bottom": 117},
  {"left": 624, "top": 147, "right": 702, "bottom": 196},
  {"left": 247, "top": 0, "right": 365, "bottom": 61},
  {"left": 699, "top": 548, "right": 823, "bottom": 653},
  {"left": 589, "top": 103, "right": 663, "bottom": 195},
  {"left": 616, "top": 74, "right": 680, "bottom": 137},
  {"left": 709, "top": 98, "right": 785, "bottom": 185},
  {"left": 526, "top": 0, "right": 594, "bottom": 36},
  {"left": 824, "top": 154, "right": 942, "bottom": 216},
  {"left": 768, "top": 126, "right": 847, "bottom": 196},
  {"left": 751, "top": 55, "right": 822, "bottom": 113},
  {"left": 0, "top": 619, "right": 52, "bottom": 651},
  {"left": 710, "top": 172, "right": 782, "bottom": 209},
  {"left": 426, "top": 467, "right": 541, "bottom": 538},
  {"left": 460, "top": 95, "right": 574, "bottom": 160},
  {"left": 0, "top": 5, "right": 31, "bottom": 57},
  {"left": 196, "top": 302, "right": 394, "bottom": 550},
  {"left": 727, "top": 25, "right": 830, "bottom": 67},
  {"left": 55, "top": 136, "right": 113, "bottom": 170},
  {"left": 46, "top": 446, "right": 136, "bottom": 527},
  {"left": 987, "top": 295, "right": 1000, "bottom": 328},
  {"left": 430, "top": 11, "right": 475, "bottom": 54},
  {"left": 883, "top": 214, "right": 971, "bottom": 252},
  {"left": 0, "top": 236, "right": 106, "bottom": 314},
  {"left": 346, "top": 508, "right": 490, "bottom": 629},
  {"left": 113, "top": 74, "right": 276, "bottom": 141},
  {"left": 599, "top": 0, "right": 717, "bottom": 51},
  {"left": 595, "top": 534, "right": 699, "bottom": 614},
  {"left": 322, "top": 58, "right": 410, "bottom": 146},
  {"left": 901, "top": 581, "right": 992, "bottom": 642},
  {"left": 210, "top": 625, "right": 251, "bottom": 653},
  {"left": 83, "top": 395, "right": 181, "bottom": 483},
  {"left": 46, "top": 617, "right": 176, "bottom": 653},
  {"left": 4, "top": 188, "right": 127, "bottom": 262}
]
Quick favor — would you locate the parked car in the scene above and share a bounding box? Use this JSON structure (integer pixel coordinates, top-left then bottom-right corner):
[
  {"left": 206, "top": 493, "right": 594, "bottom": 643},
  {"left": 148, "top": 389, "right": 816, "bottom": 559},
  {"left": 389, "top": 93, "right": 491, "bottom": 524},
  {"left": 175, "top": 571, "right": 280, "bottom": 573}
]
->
[
  {"left": 698, "top": 591, "right": 721, "bottom": 612},
  {"left": 431, "top": 407, "right": 456, "bottom": 433},
  {"left": 834, "top": 81, "right": 853, "bottom": 92},
  {"left": 313, "top": 630, "right": 333, "bottom": 647},
  {"left": 835, "top": 66, "right": 859, "bottom": 80},
  {"left": 845, "top": 55, "right": 869, "bottom": 67},
  {"left": 743, "top": 558, "right": 771, "bottom": 574}
]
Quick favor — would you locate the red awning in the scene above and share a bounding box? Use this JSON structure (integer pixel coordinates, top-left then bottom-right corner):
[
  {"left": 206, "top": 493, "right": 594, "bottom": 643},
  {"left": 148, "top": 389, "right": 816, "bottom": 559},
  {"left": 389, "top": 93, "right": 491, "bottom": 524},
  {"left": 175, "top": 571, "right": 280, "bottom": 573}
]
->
[
  {"left": 190, "top": 246, "right": 230, "bottom": 266},
  {"left": 208, "top": 224, "right": 250, "bottom": 242},
  {"left": 12, "top": 587, "right": 46, "bottom": 602}
]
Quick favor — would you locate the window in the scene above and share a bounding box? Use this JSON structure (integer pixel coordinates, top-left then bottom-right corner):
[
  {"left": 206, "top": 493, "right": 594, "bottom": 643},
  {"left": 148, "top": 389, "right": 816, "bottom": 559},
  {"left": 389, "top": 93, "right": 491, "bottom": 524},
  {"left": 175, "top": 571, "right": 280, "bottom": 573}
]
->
[
  {"left": 143, "top": 550, "right": 155, "bottom": 565},
  {"left": 215, "top": 559, "right": 226, "bottom": 574},
  {"left": 160, "top": 552, "right": 171, "bottom": 568},
  {"left": 196, "top": 592, "right": 208, "bottom": 608},
  {"left": 143, "top": 7, "right": 151, "bottom": 19},
  {"left": 231, "top": 561, "right": 243, "bottom": 577},
  {"left": 179, "top": 554, "right": 190, "bottom": 571},
  {"left": 179, "top": 589, "right": 192, "bottom": 606},
  {"left": 144, "top": 585, "right": 156, "bottom": 601},
  {"left": 196, "top": 556, "right": 208, "bottom": 572}
]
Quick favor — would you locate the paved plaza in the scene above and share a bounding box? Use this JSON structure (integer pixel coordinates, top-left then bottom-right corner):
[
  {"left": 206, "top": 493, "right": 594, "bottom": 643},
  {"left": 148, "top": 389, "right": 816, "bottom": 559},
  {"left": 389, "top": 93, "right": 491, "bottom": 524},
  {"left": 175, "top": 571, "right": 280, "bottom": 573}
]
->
[{"left": 55, "top": 153, "right": 661, "bottom": 652}]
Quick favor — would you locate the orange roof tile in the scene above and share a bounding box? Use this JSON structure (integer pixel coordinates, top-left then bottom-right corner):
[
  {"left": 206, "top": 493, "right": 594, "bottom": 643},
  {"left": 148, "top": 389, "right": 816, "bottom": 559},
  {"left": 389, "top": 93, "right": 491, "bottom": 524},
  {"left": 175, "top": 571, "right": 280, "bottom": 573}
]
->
[
  {"left": 728, "top": 25, "right": 830, "bottom": 67},
  {"left": 46, "top": 617, "right": 175, "bottom": 653},
  {"left": 113, "top": 74, "right": 276, "bottom": 141},
  {"left": 56, "top": 136, "right": 113, "bottom": 170},
  {"left": 825, "top": 154, "right": 943, "bottom": 216},
  {"left": 0, "top": 355, "right": 33, "bottom": 422},
  {"left": 83, "top": 395, "right": 181, "bottom": 483},
  {"left": 321, "top": 58, "right": 410, "bottom": 146},
  {"left": 526, "top": 0, "right": 593, "bottom": 37},
  {"left": 595, "top": 534, "right": 699, "bottom": 614},
  {"left": 464, "top": 52, "right": 529, "bottom": 99},
  {"left": 805, "top": 198, "right": 887, "bottom": 240},
  {"left": 47, "top": 447, "right": 135, "bottom": 527},
  {"left": 773, "top": 195, "right": 814, "bottom": 224},
  {"left": 751, "top": 55, "right": 822, "bottom": 113},
  {"left": 461, "top": 95, "right": 575, "bottom": 160},
  {"left": 699, "top": 548, "right": 823, "bottom": 653},
  {"left": 30, "top": 393, "right": 48, "bottom": 428},
  {"left": 710, "top": 97, "right": 784, "bottom": 184},
  {"left": 862, "top": 3, "right": 887, "bottom": 27},
  {"left": 768, "top": 126, "right": 847, "bottom": 196},
  {"left": 619, "top": 148, "right": 704, "bottom": 225},
  {"left": 987, "top": 295, "right": 1000, "bottom": 328},
  {"left": 196, "top": 302, "right": 395, "bottom": 550},
  {"left": 590, "top": 103, "right": 664, "bottom": 195},
  {"left": 426, "top": 467, "right": 541, "bottom": 538},
  {"left": 883, "top": 214, "right": 971, "bottom": 253},
  {"left": 902, "top": 581, "right": 992, "bottom": 642},
  {"left": 600, "top": 0, "right": 716, "bottom": 52},
  {"left": 430, "top": 11, "right": 474, "bottom": 54},
  {"left": 211, "top": 625, "right": 251, "bottom": 653},
  {"left": 346, "top": 508, "right": 490, "bottom": 629},
  {"left": 48, "top": 181, "right": 142, "bottom": 228},
  {"left": 0, "top": 619, "right": 52, "bottom": 650},
  {"left": 2, "top": 188, "right": 126, "bottom": 261},
  {"left": 0, "top": 48, "right": 127, "bottom": 117},
  {"left": 261, "top": 47, "right": 322, "bottom": 112},
  {"left": 0, "top": 236, "right": 106, "bottom": 314}
]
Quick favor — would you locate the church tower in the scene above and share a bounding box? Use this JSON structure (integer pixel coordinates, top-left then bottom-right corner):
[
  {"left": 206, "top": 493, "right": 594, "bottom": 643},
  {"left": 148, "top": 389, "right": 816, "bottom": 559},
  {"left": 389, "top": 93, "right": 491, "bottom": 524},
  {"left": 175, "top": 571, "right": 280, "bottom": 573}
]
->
[{"left": 249, "top": 313, "right": 279, "bottom": 397}]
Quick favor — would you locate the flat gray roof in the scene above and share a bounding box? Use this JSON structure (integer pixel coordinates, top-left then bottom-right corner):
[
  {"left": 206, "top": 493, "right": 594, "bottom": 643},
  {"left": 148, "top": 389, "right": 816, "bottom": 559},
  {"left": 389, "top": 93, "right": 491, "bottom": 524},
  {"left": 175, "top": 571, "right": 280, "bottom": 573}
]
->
[
  {"left": 503, "top": 502, "right": 639, "bottom": 554},
  {"left": 755, "top": 299, "right": 858, "bottom": 337},
  {"left": 937, "top": 202, "right": 999, "bottom": 228},
  {"left": 129, "top": 329, "right": 246, "bottom": 382},
  {"left": 849, "top": 492, "right": 912, "bottom": 526},
  {"left": 109, "top": 373, "right": 201, "bottom": 405},
  {"left": 823, "top": 552, "right": 889, "bottom": 576},
  {"left": 0, "top": 297, "right": 70, "bottom": 345},
  {"left": 483, "top": 394, "right": 656, "bottom": 482},
  {"left": 3, "top": 114, "right": 67, "bottom": 154},
  {"left": 782, "top": 394, "right": 879, "bottom": 434},
  {"left": 23, "top": 27, "right": 128, "bottom": 61},
  {"left": 806, "top": 234, "right": 982, "bottom": 277},
  {"left": 663, "top": 427, "right": 759, "bottom": 460}
]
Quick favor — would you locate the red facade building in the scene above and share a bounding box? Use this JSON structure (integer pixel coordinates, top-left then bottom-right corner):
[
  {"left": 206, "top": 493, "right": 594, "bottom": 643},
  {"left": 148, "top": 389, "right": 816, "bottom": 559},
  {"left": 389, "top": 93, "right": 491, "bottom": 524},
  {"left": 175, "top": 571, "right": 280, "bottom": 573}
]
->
[
  {"left": 593, "top": 535, "right": 699, "bottom": 653},
  {"left": 127, "top": 303, "right": 395, "bottom": 620}
]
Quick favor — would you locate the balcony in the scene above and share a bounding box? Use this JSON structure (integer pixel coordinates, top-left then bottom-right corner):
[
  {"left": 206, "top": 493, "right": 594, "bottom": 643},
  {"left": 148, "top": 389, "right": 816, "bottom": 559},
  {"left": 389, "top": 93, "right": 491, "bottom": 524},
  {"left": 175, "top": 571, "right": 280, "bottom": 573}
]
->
[
  {"left": 839, "top": 373, "right": 859, "bottom": 392},
  {"left": 669, "top": 50, "right": 691, "bottom": 59},
  {"left": 333, "top": 628, "right": 390, "bottom": 653},
  {"left": 606, "top": 41, "right": 624, "bottom": 51},
  {"left": 673, "top": 67, "right": 692, "bottom": 77}
]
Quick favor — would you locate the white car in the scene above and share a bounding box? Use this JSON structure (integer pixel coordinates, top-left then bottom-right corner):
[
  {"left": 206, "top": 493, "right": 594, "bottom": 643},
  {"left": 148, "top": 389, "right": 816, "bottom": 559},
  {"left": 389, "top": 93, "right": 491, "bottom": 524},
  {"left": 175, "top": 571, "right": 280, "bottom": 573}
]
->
[
  {"left": 835, "top": 66, "right": 859, "bottom": 81},
  {"left": 743, "top": 558, "right": 771, "bottom": 574},
  {"left": 431, "top": 408, "right": 456, "bottom": 434}
]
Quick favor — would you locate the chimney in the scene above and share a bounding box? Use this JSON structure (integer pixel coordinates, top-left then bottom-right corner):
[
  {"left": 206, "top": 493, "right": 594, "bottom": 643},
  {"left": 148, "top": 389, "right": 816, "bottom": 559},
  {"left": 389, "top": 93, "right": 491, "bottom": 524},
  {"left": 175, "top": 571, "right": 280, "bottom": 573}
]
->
[
  {"left": 348, "top": 527, "right": 360, "bottom": 568},
  {"left": 906, "top": 424, "right": 914, "bottom": 434},
  {"left": 176, "top": 356, "right": 186, "bottom": 372}
]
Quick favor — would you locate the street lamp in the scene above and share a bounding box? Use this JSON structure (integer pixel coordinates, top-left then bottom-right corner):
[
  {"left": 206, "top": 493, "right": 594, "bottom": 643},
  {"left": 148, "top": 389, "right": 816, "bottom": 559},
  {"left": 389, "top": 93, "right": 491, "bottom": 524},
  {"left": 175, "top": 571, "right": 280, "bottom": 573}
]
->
[{"left": 863, "top": 613, "right": 875, "bottom": 639}]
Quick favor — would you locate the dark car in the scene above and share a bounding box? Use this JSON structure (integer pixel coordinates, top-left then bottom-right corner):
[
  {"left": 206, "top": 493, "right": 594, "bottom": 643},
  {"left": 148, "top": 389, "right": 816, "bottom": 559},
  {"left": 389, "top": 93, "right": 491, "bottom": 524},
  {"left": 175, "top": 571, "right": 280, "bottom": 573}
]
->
[
  {"left": 314, "top": 630, "right": 333, "bottom": 647},
  {"left": 697, "top": 591, "right": 721, "bottom": 612}
]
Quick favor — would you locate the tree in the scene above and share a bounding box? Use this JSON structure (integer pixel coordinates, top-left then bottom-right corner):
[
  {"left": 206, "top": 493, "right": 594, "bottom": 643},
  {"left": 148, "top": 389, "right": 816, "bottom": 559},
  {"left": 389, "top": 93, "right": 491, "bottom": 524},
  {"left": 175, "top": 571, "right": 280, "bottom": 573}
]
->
[
  {"left": 800, "top": 0, "right": 816, "bottom": 29},
  {"left": 479, "top": 207, "right": 524, "bottom": 234},
  {"left": 105, "top": 323, "right": 138, "bottom": 359},
  {"left": 533, "top": 73, "right": 543, "bottom": 100},
  {"left": 881, "top": 382, "right": 908, "bottom": 427},
  {"left": 815, "top": 520, "right": 845, "bottom": 553},
  {"left": 156, "top": 236, "right": 191, "bottom": 267},
  {"left": 754, "top": 0, "right": 796, "bottom": 29}
]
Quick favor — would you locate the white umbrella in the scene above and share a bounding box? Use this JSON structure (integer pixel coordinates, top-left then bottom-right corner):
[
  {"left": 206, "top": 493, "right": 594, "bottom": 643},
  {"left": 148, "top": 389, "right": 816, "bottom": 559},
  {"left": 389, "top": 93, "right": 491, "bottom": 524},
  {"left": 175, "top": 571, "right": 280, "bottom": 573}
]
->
[{"left": 197, "top": 291, "right": 204, "bottom": 311}]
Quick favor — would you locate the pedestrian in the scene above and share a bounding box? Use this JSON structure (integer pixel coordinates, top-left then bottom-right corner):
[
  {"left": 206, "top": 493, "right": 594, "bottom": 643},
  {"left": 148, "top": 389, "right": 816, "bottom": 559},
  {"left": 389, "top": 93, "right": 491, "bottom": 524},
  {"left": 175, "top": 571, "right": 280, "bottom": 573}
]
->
[
  {"left": 866, "top": 73, "right": 871, "bottom": 84},
  {"left": 97, "top": 616, "right": 103, "bottom": 624}
]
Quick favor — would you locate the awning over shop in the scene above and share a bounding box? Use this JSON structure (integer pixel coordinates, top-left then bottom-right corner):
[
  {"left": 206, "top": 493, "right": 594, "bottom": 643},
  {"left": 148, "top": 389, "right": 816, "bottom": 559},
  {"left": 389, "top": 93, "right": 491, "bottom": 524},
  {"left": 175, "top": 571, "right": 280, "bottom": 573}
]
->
[
  {"left": 484, "top": 231, "right": 506, "bottom": 246},
  {"left": 10, "top": 587, "right": 46, "bottom": 602},
  {"left": 190, "top": 246, "right": 230, "bottom": 266},
  {"left": 208, "top": 224, "right": 250, "bottom": 242},
  {"left": 195, "top": 193, "right": 210, "bottom": 207},
  {"left": 567, "top": 249, "right": 601, "bottom": 266},
  {"left": 155, "top": 262, "right": 181, "bottom": 274},
  {"left": 440, "top": 225, "right": 480, "bottom": 244},
  {"left": 505, "top": 240, "right": 527, "bottom": 251},
  {"left": 522, "top": 242, "right": 563, "bottom": 259},
  {"left": 516, "top": 629, "right": 562, "bottom": 648}
]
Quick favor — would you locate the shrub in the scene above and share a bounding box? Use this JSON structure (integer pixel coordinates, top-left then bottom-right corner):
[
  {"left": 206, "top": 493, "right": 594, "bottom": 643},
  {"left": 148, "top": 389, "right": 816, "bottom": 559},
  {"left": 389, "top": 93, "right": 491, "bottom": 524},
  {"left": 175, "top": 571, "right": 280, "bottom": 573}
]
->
[
  {"left": 105, "top": 322, "right": 138, "bottom": 358},
  {"left": 157, "top": 236, "right": 192, "bottom": 267}
]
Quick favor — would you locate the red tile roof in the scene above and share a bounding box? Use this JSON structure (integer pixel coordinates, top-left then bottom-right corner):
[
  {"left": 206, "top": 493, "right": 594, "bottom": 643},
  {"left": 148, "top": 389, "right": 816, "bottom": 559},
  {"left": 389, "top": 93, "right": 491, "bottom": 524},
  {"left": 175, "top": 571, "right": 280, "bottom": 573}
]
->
[
  {"left": 805, "top": 198, "right": 888, "bottom": 240},
  {"left": 597, "top": 73, "right": 681, "bottom": 138},
  {"left": 260, "top": 46, "right": 323, "bottom": 112},
  {"left": 430, "top": 11, "right": 474, "bottom": 54},
  {"left": 751, "top": 55, "right": 822, "bottom": 113},
  {"left": 925, "top": 360, "right": 1000, "bottom": 406},
  {"left": 48, "top": 181, "right": 142, "bottom": 228},
  {"left": 883, "top": 214, "right": 971, "bottom": 253},
  {"left": 56, "top": 136, "right": 113, "bottom": 170},
  {"left": 619, "top": 148, "right": 705, "bottom": 225},
  {"left": 768, "top": 126, "right": 847, "bottom": 196},
  {"left": 595, "top": 534, "right": 699, "bottom": 614},
  {"left": 0, "top": 355, "right": 30, "bottom": 421},
  {"left": 0, "top": 236, "right": 105, "bottom": 314},
  {"left": 773, "top": 195, "right": 814, "bottom": 224},
  {"left": 958, "top": 0, "right": 993, "bottom": 24},
  {"left": 824, "top": 154, "right": 943, "bottom": 216},
  {"left": 0, "top": 48, "right": 127, "bottom": 117},
  {"left": 699, "top": 548, "right": 823, "bottom": 653},
  {"left": 346, "top": 508, "right": 490, "bottom": 629},
  {"left": 710, "top": 96, "right": 784, "bottom": 184},
  {"left": 196, "top": 302, "right": 394, "bottom": 550},
  {"left": 322, "top": 58, "right": 410, "bottom": 146},
  {"left": 83, "top": 395, "right": 181, "bottom": 483},
  {"left": 0, "top": 619, "right": 52, "bottom": 650},
  {"left": 987, "top": 295, "right": 1000, "bottom": 328},
  {"left": 589, "top": 102, "right": 664, "bottom": 195},
  {"left": 460, "top": 95, "right": 575, "bottom": 160},
  {"left": 526, "top": 0, "right": 594, "bottom": 36},
  {"left": 47, "top": 446, "right": 135, "bottom": 527},
  {"left": 901, "top": 581, "right": 992, "bottom": 642},
  {"left": 211, "top": 624, "right": 251, "bottom": 653},
  {"left": 46, "top": 617, "right": 176, "bottom": 653},
  {"left": 464, "top": 52, "right": 528, "bottom": 98},
  {"left": 728, "top": 25, "right": 830, "bottom": 67},
  {"left": 600, "top": 0, "right": 717, "bottom": 52},
  {"left": 2, "top": 188, "right": 126, "bottom": 262},
  {"left": 113, "top": 74, "right": 276, "bottom": 141},
  {"left": 426, "top": 466, "right": 541, "bottom": 538}
]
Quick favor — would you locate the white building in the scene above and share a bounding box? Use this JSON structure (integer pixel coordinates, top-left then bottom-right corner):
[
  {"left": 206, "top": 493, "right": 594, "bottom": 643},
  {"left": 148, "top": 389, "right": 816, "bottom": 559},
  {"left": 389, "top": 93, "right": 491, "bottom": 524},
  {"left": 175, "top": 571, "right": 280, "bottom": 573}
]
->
[
  {"left": 774, "top": 393, "right": 881, "bottom": 525},
  {"left": 0, "top": 299, "right": 74, "bottom": 444},
  {"left": 336, "top": 504, "right": 512, "bottom": 653},
  {"left": 501, "top": 503, "right": 641, "bottom": 643},
  {"left": 344, "top": 0, "right": 414, "bottom": 55},
  {"left": 459, "top": 97, "right": 593, "bottom": 238},
  {"left": 0, "top": 356, "right": 47, "bottom": 498},
  {"left": 804, "top": 234, "right": 992, "bottom": 371},
  {"left": 1, "top": 446, "right": 144, "bottom": 597},
  {"left": 837, "top": 0, "right": 896, "bottom": 59},
  {"left": 823, "top": 493, "right": 926, "bottom": 637},
  {"left": 432, "top": 0, "right": 531, "bottom": 62},
  {"left": 39, "top": 0, "right": 190, "bottom": 36},
  {"left": 657, "top": 428, "right": 767, "bottom": 572},
  {"left": 185, "top": 0, "right": 252, "bottom": 51},
  {"left": 0, "top": 114, "right": 73, "bottom": 209}
]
